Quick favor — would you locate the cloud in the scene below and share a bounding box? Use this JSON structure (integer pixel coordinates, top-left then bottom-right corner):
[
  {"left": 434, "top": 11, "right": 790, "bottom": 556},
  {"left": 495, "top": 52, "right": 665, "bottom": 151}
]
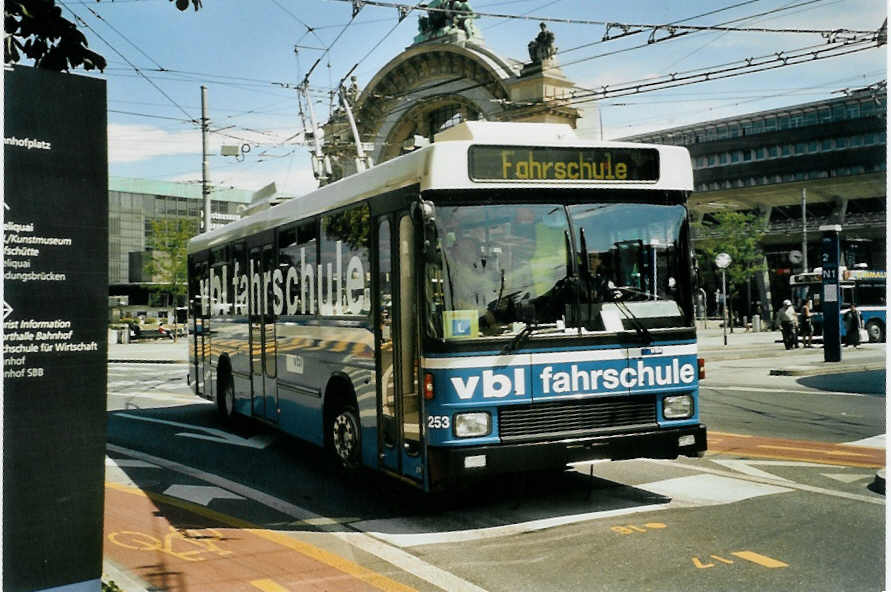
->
[
  {"left": 108, "top": 123, "right": 201, "bottom": 163},
  {"left": 108, "top": 122, "right": 306, "bottom": 164},
  {"left": 169, "top": 158, "right": 319, "bottom": 197}
]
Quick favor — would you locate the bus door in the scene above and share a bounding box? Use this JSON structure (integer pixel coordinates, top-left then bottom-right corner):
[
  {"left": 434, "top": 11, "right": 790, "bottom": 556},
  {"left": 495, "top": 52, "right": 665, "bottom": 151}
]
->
[
  {"left": 192, "top": 258, "right": 210, "bottom": 397},
  {"left": 375, "top": 214, "right": 424, "bottom": 482},
  {"left": 249, "top": 241, "right": 278, "bottom": 422}
]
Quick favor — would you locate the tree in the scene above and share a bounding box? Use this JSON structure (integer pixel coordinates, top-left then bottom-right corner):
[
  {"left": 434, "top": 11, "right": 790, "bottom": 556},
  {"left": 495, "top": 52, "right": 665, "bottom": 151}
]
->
[
  {"left": 144, "top": 217, "right": 198, "bottom": 319},
  {"left": 4, "top": 0, "right": 201, "bottom": 72},
  {"left": 693, "top": 210, "right": 767, "bottom": 323},
  {"left": 4, "top": 0, "right": 106, "bottom": 72}
]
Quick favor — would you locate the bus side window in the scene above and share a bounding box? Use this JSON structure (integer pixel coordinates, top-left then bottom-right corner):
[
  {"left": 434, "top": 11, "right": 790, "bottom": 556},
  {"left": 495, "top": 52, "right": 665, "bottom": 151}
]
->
[{"left": 378, "top": 219, "right": 397, "bottom": 447}]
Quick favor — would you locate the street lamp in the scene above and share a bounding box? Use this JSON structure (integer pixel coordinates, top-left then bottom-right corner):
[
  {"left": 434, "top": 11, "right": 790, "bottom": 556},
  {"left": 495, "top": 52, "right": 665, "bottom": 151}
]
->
[{"left": 715, "top": 252, "right": 732, "bottom": 346}]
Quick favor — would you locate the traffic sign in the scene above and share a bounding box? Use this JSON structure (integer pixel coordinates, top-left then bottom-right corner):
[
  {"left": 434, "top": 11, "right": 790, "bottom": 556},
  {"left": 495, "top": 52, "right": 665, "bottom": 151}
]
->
[{"left": 715, "top": 252, "right": 732, "bottom": 269}]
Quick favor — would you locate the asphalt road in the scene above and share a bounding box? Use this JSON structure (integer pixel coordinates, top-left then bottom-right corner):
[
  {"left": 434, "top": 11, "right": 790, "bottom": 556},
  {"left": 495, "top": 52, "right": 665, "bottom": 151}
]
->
[{"left": 104, "top": 361, "right": 885, "bottom": 592}]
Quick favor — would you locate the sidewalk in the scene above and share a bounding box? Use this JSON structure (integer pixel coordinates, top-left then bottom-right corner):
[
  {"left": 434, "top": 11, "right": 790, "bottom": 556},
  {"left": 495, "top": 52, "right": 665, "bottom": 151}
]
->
[
  {"left": 108, "top": 329, "right": 886, "bottom": 378},
  {"left": 697, "top": 326, "right": 886, "bottom": 377},
  {"left": 108, "top": 339, "right": 188, "bottom": 364}
]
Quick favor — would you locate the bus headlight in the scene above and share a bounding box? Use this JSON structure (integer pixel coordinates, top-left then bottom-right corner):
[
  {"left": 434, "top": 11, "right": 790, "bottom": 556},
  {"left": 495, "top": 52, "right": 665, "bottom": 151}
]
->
[
  {"left": 663, "top": 395, "right": 693, "bottom": 419},
  {"left": 454, "top": 412, "right": 491, "bottom": 438}
]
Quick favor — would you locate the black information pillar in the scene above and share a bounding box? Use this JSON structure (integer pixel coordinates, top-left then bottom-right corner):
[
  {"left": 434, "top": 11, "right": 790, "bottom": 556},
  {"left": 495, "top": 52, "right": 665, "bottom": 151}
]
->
[
  {"left": 820, "top": 225, "right": 842, "bottom": 363},
  {"left": 4, "top": 67, "right": 108, "bottom": 591}
]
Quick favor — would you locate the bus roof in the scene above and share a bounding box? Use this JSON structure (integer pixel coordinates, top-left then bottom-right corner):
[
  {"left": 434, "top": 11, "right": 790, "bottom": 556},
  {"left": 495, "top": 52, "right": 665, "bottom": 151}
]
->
[{"left": 189, "top": 122, "right": 693, "bottom": 254}]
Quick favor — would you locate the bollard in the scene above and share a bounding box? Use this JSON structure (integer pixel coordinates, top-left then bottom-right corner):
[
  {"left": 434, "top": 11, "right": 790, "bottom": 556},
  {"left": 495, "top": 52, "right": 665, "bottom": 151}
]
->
[{"left": 753, "top": 314, "right": 761, "bottom": 332}]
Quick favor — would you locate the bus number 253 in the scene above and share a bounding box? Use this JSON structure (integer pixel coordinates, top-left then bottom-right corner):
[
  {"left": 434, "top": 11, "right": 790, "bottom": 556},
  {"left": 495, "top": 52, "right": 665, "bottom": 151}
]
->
[{"left": 428, "top": 415, "right": 450, "bottom": 429}]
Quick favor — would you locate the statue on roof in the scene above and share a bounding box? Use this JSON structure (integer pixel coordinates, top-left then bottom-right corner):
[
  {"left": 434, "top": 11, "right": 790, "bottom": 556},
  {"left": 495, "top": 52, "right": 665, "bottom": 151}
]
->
[
  {"left": 414, "top": 0, "right": 481, "bottom": 44},
  {"left": 527, "top": 22, "right": 557, "bottom": 64}
]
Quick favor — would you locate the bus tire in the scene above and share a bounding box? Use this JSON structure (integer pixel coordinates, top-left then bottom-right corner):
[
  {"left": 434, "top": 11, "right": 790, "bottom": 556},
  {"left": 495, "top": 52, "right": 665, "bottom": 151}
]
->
[
  {"left": 330, "top": 406, "right": 361, "bottom": 470},
  {"left": 217, "top": 365, "right": 236, "bottom": 421},
  {"left": 866, "top": 319, "right": 885, "bottom": 343}
]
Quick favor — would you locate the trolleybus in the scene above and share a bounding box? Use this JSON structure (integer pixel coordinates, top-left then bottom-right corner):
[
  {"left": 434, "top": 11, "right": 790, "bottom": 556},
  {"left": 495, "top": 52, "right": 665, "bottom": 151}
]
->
[
  {"left": 790, "top": 267, "right": 886, "bottom": 342},
  {"left": 187, "top": 121, "right": 707, "bottom": 491}
]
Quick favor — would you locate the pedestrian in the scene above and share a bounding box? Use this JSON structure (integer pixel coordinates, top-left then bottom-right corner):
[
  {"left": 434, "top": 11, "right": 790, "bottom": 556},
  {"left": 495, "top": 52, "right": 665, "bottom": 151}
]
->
[
  {"left": 800, "top": 299, "right": 814, "bottom": 348},
  {"left": 158, "top": 322, "right": 174, "bottom": 340},
  {"left": 844, "top": 303, "right": 863, "bottom": 348},
  {"left": 779, "top": 299, "right": 799, "bottom": 350}
]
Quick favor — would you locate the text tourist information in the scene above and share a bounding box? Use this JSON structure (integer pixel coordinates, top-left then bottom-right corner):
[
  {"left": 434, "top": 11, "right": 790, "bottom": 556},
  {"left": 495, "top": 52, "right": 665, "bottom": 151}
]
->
[{"left": 4, "top": 66, "right": 108, "bottom": 592}]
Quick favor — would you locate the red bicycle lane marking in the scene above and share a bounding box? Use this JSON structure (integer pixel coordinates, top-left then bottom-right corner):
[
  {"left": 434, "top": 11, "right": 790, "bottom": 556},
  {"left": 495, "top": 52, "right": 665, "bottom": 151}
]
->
[{"left": 104, "top": 482, "right": 417, "bottom": 592}]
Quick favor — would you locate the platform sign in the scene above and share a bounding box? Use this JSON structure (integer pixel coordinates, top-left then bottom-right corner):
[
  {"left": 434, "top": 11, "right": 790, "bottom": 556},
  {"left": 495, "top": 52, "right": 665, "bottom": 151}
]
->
[
  {"left": 3, "top": 67, "right": 108, "bottom": 591},
  {"left": 820, "top": 225, "right": 842, "bottom": 363}
]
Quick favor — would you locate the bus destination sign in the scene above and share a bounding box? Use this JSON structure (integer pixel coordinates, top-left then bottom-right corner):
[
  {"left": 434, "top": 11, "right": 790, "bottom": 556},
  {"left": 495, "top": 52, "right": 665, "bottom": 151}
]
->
[{"left": 469, "top": 145, "right": 660, "bottom": 182}]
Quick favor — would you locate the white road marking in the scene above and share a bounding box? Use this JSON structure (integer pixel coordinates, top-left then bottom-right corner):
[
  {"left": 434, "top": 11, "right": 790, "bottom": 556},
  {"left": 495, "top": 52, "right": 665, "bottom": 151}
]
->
[
  {"left": 163, "top": 484, "right": 246, "bottom": 506},
  {"left": 646, "top": 459, "right": 884, "bottom": 505},
  {"left": 354, "top": 503, "right": 671, "bottom": 548},
  {"left": 710, "top": 459, "right": 837, "bottom": 482},
  {"left": 701, "top": 385, "right": 870, "bottom": 397},
  {"left": 640, "top": 474, "right": 792, "bottom": 505},
  {"left": 844, "top": 434, "right": 886, "bottom": 448},
  {"left": 106, "top": 444, "right": 489, "bottom": 592},
  {"left": 105, "top": 458, "right": 158, "bottom": 469},
  {"left": 821, "top": 472, "right": 874, "bottom": 484},
  {"left": 113, "top": 413, "right": 277, "bottom": 449}
]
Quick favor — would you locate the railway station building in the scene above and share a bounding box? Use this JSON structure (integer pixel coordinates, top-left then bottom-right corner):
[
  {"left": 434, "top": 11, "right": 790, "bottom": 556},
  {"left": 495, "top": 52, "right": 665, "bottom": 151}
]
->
[
  {"left": 108, "top": 176, "right": 254, "bottom": 317},
  {"left": 623, "top": 82, "right": 887, "bottom": 320},
  {"left": 318, "top": 3, "right": 597, "bottom": 181},
  {"left": 106, "top": 2, "right": 885, "bottom": 327}
]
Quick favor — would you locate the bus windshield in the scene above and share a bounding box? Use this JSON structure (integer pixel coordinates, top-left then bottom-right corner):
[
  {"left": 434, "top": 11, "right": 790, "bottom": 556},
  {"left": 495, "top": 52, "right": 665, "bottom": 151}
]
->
[{"left": 424, "top": 200, "right": 691, "bottom": 340}]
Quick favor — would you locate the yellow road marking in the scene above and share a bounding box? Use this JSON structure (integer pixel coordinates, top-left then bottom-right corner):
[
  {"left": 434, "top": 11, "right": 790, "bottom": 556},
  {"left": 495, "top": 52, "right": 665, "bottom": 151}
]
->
[
  {"left": 732, "top": 550, "right": 789, "bottom": 568},
  {"left": 250, "top": 579, "right": 290, "bottom": 592},
  {"left": 105, "top": 482, "right": 417, "bottom": 592},
  {"left": 709, "top": 431, "right": 754, "bottom": 438},
  {"left": 691, "top": 557, "right": 714, "bottom": 569},
  {"left": 710, "top": 555, "right": 734, "bottom": 564},
  {"left": 756, "top": 444, "right": 872, "bottom": 458},
  {"left": 704, "top": 449, "right": 883, "bottom": 468}
]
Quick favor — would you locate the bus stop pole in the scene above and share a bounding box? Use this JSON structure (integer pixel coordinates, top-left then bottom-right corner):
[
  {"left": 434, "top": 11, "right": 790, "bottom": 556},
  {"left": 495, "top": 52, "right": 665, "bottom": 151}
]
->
[
  {"left": 820, "top": 224, "right": 842, "bottom": 362},
  {"left": 721, "top": 269, "right": 728, "bottom": 346}
]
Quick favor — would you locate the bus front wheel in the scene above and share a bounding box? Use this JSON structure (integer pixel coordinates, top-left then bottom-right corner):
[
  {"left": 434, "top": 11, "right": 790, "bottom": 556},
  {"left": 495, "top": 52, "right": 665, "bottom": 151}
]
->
[
  {"left": 866, "top": 320, "right": 885, "bottom": 343},
  {"left": 330, "top": 407, "right": 361, "bottom": 469}
]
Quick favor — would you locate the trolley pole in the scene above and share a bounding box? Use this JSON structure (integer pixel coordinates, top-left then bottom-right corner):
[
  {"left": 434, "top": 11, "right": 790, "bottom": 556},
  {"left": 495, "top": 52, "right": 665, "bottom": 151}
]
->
[{"left": 201, "top": 85, "right": 211, "bottom": 233}]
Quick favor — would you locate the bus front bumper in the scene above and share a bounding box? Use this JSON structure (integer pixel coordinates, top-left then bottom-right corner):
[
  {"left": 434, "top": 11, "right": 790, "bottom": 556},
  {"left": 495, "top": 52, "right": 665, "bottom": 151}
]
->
[{"left": 427, "top": 424, "right": 707, "bottom": 487}]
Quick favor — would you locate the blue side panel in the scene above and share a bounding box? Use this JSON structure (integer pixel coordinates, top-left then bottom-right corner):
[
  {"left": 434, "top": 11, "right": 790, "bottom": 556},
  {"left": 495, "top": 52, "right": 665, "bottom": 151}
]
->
[{"left": 423, "top": 344, "right": 700, "bottom": 446}]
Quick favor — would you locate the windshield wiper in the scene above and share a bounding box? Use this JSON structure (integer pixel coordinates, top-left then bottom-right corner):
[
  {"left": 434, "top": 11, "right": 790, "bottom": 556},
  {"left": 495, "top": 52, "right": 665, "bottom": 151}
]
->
[
  {"left": 610, "top": 299, "right": 653, "bottom": 344},
  {"left": 502, "top": 321, "right": 536, "bottom": 353}
]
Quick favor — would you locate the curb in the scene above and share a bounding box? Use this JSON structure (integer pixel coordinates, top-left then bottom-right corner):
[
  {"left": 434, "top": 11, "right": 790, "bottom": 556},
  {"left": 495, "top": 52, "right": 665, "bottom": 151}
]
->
[
  {"left": 103, "top": 559, "right": 152, "bottom": 592},
  {"left": 769, "top": 361, "right": 886, "bottom": 376}
]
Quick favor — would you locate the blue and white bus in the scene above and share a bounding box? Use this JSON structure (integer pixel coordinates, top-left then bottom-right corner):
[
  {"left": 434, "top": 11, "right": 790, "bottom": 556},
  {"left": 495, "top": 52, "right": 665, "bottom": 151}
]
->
[
  {"left": 187, "top": 121, "right": 706, "bottom": 491},
  {"left": 790, "top": 267, "right": 887, "bottom": 342}
]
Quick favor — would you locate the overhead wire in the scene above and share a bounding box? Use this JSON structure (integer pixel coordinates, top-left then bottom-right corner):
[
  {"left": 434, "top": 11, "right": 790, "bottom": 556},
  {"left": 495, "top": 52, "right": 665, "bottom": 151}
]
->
[
  {"left": 605, "top": 72, "right": 886, "bottom": 132},
  {"left": 326, "top": 0, "right": 874, "bottom": 35},
  {"left": 58, "top": 0, "right": 197, "bottom": 122},
  {"left": 659, "top": 0, "right": 839, "bottom": 71},
  {"left": 370, "top": 30, "right": 881, "bottom": 129},
  {"left": 558, "top": 0, "right": 764, "bottom": 55}
]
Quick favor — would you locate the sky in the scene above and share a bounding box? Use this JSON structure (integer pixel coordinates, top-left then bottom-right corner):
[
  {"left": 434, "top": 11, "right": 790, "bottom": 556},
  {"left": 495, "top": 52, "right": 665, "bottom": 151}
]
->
[{"left": 55, "top": 0, "right": 888, "bottom": 198}]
